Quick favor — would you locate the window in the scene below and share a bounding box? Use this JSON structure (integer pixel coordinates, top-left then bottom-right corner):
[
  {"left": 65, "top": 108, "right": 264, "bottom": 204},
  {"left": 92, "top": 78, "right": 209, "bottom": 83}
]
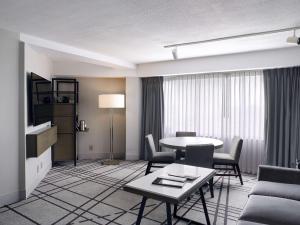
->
[{"left": 163, "top": 71, "right": 265, "bottom": 173}]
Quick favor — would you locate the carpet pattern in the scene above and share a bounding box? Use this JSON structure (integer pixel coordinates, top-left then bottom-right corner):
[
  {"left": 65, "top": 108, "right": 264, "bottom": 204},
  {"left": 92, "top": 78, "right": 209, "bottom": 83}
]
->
[{"left": 0, "top": 161, "right": 256, "bottom": 225}]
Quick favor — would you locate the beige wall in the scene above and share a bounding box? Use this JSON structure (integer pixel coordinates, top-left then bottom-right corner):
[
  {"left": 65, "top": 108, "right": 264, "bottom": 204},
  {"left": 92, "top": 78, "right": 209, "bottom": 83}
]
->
[{"left": 76, "top": 77, "right": 126, "bottom": 159}]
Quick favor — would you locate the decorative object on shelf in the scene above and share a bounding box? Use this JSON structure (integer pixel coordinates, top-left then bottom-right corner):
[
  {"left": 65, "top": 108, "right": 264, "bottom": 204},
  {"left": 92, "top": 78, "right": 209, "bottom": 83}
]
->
[
  {"left": 77, "top": 120, "right": 89, "bottom": 132},
  {"left": 98, "top": 94, "right": 125, "bottom": 165},
  {"left": 62, "top": 96, "right": 70, "bottom": 103}
]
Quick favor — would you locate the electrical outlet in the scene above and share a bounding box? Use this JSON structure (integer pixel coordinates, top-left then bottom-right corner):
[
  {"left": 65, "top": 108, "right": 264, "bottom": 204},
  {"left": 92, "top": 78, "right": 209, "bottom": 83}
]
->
[
  {"left": 89, "top": 145, "right": 93, "bottom": 151},
  {"left": 37, "top": 165, "right": 39, "bottom": 173}
]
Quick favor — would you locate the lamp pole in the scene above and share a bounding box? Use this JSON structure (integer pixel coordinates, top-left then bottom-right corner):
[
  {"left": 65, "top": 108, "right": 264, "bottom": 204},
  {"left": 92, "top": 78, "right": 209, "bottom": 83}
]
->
[
  {"left": 99, "top": 94, "right": 124, "bottom": 165},
  {"left": 110, "top": 109, "right": 114, "bottom": 161}
]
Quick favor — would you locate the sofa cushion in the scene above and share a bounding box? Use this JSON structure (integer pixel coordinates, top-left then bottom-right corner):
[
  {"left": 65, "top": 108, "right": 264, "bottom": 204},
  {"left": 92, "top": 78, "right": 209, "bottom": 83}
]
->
[
  {"left": 237, "top": 221, "right": 268, "bottom": 225},
  {"left": 239, "top": 195, "right": 300, "bottom": 225},
  {"left": 250, "top": 181, "right": 300, "bottom": 201}
]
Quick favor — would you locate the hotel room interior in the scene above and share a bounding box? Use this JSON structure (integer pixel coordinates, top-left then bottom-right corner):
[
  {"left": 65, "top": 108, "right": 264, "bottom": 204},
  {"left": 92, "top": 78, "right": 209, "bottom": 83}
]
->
[{"left": 1, "top": 1, "right": 300, "bottom": 225}]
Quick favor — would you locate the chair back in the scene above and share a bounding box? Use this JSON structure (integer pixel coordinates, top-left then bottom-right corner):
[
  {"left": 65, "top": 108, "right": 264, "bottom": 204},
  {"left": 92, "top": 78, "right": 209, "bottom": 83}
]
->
[
  {"left": 145, "top": 134, "right": 157, "bottom": 161},
  {"left": 176, "top": 131, "right": 196, "bottom": 137},
  {"left": 230, "top": 137, "right": 243, "bottom": 163},
  {"left": 184, "top": 144, "right": 214, "bottom": 168}
]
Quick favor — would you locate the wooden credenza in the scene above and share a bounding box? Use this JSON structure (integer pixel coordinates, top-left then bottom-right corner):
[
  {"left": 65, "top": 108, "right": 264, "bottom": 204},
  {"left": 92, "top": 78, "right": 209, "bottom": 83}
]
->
[{"left": 26, "top": 125, "right": 57, "bottom": 158}]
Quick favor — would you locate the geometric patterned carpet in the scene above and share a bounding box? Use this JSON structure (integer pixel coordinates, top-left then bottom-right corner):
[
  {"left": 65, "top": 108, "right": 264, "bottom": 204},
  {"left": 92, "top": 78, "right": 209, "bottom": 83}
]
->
[{"left": 0, "top": 160, "right": 256, "bottom": 225}]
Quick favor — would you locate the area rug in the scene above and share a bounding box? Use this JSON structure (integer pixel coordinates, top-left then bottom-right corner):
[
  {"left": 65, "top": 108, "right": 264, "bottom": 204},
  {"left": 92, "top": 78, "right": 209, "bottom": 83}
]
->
[{"left": 0, "top": 160, "right": 256, "bottom": 225}]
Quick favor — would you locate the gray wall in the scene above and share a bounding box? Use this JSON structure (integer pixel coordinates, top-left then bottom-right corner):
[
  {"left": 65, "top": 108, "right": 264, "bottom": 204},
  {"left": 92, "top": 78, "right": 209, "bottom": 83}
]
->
[{"left": 0, "top": 28, "right": 20, "bottom": 206}]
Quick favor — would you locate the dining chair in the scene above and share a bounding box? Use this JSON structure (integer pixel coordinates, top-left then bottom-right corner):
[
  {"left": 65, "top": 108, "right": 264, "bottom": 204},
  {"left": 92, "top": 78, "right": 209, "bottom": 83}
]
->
[
  {"left": 212, "top": 136, "right": 244, "bottom": 185},
  {"left": 145, "top": 134, "right": 176, "bottom": 175},
  {"left": 175, "top": 131, "right": 196, "bottom": 160},
  {"left": 183, "top": 144, "right": 215, "bottom": 198},
  {"left": 173, "top": 144, "right": 215, "bottom": 218}
]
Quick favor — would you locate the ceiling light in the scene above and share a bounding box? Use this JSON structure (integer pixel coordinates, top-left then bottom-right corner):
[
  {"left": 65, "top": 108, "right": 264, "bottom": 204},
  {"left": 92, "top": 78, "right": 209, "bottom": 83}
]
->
[
  {"left": 172, "top": 47, "right": 178, "bottom": 60},
  {"left": 286, "top": 30, "right": 300, "bottom": 45}
]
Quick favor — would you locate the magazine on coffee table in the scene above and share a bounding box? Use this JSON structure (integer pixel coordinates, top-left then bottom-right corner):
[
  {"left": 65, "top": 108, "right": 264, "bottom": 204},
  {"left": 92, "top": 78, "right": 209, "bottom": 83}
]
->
[
  {"left": 167, "top": 172, "right": 200, "bottom": 180},
  {"left": 157, "top": 175, "right": 187, "bottom": 183},
  {"left": 152, "top": 177, "right": 185, "bottom": 188}
]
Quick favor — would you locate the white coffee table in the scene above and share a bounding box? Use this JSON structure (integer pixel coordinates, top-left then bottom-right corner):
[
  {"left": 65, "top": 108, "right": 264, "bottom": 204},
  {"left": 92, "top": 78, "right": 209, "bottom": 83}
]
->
[{"left": 123, "top": 163, "right": 216, "bottom": 225}]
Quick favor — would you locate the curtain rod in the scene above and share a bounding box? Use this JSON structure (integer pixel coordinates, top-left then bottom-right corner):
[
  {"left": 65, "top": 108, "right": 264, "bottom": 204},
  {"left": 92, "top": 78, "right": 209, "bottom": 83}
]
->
[{"left": 164, "top": 26, "right": 300, "bottom": 48}]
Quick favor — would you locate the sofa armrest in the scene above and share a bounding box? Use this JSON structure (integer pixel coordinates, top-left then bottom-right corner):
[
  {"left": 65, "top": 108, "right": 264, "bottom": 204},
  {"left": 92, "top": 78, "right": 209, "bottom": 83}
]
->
[{"left": 258, "top": 165, "right": 300, "bottom": 185}]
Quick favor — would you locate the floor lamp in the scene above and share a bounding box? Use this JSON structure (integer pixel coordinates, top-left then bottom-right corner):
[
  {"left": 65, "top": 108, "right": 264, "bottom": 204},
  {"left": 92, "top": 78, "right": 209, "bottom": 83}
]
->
[{"left": 98, "top": 94, "right": 125, "bottom": 165}]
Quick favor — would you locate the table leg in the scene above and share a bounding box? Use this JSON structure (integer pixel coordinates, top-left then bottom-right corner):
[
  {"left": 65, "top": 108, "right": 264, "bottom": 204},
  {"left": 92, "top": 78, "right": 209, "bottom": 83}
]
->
[
  {"left": 136, "top": 196, "right": 147, "bottom": 225},
  {"left": 166, "top": 202, "right": 172, "bottom": 225},
  {"left": 173, "top": 204, "right": 178, "bottom": 216},
  {"left": 199, "top": 187, "right": 211, "bottom": 225}
]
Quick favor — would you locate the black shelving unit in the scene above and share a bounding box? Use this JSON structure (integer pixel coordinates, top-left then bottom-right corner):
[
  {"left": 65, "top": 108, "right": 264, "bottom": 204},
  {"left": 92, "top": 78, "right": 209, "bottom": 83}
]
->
[{"left": 51, "top": 78, "right": 78, "bottom": 166}]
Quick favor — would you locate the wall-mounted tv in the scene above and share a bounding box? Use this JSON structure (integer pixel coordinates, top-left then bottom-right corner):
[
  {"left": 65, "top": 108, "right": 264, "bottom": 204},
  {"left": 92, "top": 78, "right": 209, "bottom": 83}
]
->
[{"left": 27, "top": 72, "right": 53, "bottom": 126}]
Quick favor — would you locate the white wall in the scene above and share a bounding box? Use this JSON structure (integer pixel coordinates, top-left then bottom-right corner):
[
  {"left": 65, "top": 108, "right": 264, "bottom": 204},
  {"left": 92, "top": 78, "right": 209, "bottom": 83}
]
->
[
  {"left": 23, "top": 44, "right": 53, "bottom": 197},
  {"left": 125, "top": 77, "right": 142, "bottom": 160},
  {"left": 76, "top": 77, "right": 126, "bottom": 160},
  {"left": 0, "top": 28, "right": 20, "bottom": 206},
  {"left": 137, "top": 47, "right": 300, "bottom": 77},
  {"left": 53, "top": 60, "right": 137, "bottom": 77}
]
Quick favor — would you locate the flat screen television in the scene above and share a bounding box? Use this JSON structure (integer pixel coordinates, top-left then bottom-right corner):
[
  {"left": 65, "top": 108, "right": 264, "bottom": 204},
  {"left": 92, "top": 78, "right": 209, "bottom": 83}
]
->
[{"left": 27, "top": 72, "right": 53, "bottom": 126}]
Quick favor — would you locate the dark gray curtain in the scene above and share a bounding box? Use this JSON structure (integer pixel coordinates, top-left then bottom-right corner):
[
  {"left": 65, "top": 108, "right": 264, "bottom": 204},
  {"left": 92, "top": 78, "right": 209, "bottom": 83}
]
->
[
  {"left": 140, "top": 77, "right": 164, "bottom": 160},
  {"left": 264, "top": 66, "right": 300, "bottom": 168}
]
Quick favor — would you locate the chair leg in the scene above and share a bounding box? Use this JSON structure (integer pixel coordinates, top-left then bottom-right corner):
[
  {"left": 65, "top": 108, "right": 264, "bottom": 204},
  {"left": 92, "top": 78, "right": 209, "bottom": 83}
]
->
[
  {"left": 209, "top": 178, "right": 214, "bottom": 198},
  {"left": 232, "top": 164, "right": 237, "bottom": 176},
  {"left": 145, "top": 162, "right": 152, "bottom": 175},
  {"left": 236, "top": 164, "right": 243, "bottom": 185}
]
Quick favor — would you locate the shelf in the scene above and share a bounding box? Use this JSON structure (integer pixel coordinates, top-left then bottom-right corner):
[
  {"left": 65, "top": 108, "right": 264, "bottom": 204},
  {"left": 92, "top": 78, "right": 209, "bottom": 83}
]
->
[
  {"left": 53, "top": 91, "right": 79, "bottom": 94},
  {"left": 33, "top": 91, "right": 52, "bottom": 95},
  {"left": 53, "top": 103, "right": 76, "bottom": 105},
  {"left": 27, "top": 126, "right": 57, "bottom": 158},
  {"left": 77, "top": 128, "right": 89, "bottom": 133}
]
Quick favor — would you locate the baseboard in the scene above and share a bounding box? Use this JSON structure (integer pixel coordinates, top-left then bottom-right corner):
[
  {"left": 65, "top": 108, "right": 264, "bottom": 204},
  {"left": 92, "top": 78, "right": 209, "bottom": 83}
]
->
[
  {"left": 125, "top": 153, "right": 140, "bottom": 160},
  {"left": 0, "top": 190, "right": 21, "bottom": 207},
  {"left": 78, "top": 152, "right": 125, "bottom": 160}
]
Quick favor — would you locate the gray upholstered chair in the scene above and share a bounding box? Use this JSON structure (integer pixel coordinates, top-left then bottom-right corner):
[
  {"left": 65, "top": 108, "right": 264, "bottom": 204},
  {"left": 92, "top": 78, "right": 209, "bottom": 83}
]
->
[
  {"left": 213, "top": 136, "right": 244, "bottom": 185},
  {"left": 176, "top": 131, "right": 197, "bottom": 137},
  {"left": 183, "top": 144, "right": 215, "bottom": 198},
  {"left": 145, "top": 134, "right": 176, "bottom": 175},
  {"left": 175, "top": 131, "right": 196, "bottom": 160}
]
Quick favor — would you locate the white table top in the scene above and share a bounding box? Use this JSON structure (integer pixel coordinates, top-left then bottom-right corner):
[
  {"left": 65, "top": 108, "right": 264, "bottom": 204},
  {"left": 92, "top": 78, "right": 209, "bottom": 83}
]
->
[
  {"left": 123, "top": 163, "right": 216, "bottom": 204},
  {"left": 160, "top": 136, "right": 223, "bottom": 150}
]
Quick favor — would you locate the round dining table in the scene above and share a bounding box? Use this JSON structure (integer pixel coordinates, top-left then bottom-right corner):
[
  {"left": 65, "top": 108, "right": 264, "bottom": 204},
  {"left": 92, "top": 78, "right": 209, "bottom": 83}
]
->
[{"left": 159, "top": 136, "right": 223, "bottom": 150}]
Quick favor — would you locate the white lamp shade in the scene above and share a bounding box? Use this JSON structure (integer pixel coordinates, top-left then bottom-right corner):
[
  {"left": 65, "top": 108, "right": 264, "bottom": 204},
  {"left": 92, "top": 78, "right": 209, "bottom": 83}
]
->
[{"left": 98, "top": 94, "right": 125, "bottom": 108}]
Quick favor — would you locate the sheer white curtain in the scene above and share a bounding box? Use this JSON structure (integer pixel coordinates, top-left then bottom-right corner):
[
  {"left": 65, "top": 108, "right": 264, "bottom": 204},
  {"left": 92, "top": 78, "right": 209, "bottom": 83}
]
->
[{"left": 163, "top": 71, "right": 265, "bottom": 174}]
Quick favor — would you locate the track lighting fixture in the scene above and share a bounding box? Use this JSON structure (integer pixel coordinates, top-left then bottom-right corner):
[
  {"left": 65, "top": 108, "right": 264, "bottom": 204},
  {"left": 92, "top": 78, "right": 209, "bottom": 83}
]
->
[
  {"left": 165, "top": 26, "right": 300, "bottom": 51},
  {"left": 172, "top": 47, "right": 178, "bottom": 60},
  {"left": 286, "top": 30, "right": 300, "bottom": 45}
]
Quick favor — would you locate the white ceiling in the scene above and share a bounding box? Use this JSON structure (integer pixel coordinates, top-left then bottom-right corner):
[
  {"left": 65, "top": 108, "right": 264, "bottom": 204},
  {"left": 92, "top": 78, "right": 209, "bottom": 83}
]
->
[{"left": 0, "top": 0, "right": 300, "bottom": 64}]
